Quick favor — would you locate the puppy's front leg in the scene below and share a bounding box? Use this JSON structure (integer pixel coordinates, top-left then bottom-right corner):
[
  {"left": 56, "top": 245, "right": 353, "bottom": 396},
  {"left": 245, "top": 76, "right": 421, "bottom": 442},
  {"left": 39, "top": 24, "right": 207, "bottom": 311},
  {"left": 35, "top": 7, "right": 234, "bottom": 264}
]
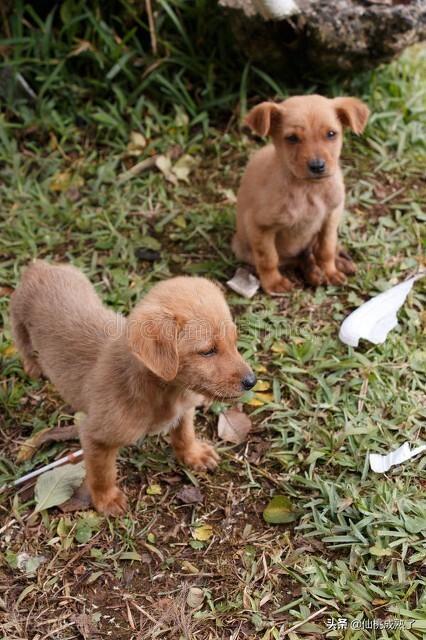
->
[
  {"left": 171, "top": 409, "right": 219, "bottom": 471},
  {"left": 251, "top": 227, "right": 293, "bottom": 294},
  {"left": 315, "top": 207, "right": 348, "bottom": 285},
  {"left": 82, "top": 434, "right": 127, "bottom": 516}
]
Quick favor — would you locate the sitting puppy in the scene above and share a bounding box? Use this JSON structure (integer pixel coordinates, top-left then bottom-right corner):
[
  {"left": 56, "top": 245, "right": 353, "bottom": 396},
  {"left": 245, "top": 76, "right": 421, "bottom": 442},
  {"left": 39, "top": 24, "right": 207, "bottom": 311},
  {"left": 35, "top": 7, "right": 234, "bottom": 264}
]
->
[
  {"left": 10, "top": 261, "right": 256, "bottom": 515},
  {"left": 232, "top": 94, "right": 369, "bottom": 294}
]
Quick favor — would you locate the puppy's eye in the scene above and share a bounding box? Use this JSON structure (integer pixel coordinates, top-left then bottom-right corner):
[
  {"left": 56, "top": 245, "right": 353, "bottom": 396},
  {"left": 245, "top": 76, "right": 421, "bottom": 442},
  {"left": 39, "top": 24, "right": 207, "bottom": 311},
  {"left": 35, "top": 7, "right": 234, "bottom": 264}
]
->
[
  {"left": 285, "top": 134, "right": 300, "bottom": 144},
  {"left": 199, "top": 347, "right": 217, "bottom": 357},
  {"left": 327, "top": 130, "right": 337, "bottom": 139}
]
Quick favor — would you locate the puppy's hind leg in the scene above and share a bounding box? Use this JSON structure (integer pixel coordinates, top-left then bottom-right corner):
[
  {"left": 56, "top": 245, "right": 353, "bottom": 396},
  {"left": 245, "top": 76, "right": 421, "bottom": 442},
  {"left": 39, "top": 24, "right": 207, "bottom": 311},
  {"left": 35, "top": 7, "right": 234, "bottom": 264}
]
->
[{"left": 10, "top": 312, "right": 42, "bottom": 378}]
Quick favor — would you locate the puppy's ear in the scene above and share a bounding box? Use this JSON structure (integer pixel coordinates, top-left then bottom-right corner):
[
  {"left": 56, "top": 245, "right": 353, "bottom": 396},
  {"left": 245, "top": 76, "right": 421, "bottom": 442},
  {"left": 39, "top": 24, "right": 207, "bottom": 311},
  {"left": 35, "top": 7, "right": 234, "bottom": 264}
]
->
[
  {"left": 128, "top": 305, "right": 179, "bottom": 381},
  {"left": 333, "top": 97, "right": 370, "bottom": 135},
  {"left": 244, "top": 102, "right": 284, "bottom": 137}
]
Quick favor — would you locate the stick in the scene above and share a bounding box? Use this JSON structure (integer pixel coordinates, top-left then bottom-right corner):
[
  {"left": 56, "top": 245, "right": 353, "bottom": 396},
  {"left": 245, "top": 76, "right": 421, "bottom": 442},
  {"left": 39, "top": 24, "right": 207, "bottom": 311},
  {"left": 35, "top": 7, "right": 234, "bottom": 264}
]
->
[
  {"left": 281, "top": 606, "right": 328, "bottom": 636},
  {"left": 0, "top": 449, "right": 84, "bottom": 494}
]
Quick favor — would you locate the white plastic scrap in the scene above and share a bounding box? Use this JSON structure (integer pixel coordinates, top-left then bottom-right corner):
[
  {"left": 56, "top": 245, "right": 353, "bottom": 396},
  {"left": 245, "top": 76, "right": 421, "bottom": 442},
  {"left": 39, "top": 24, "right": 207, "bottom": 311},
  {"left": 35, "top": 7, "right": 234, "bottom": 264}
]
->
[
  {"left": 369, "top": 442, "right": 426, "bottom": 474},
  {"left": 339, "top": 272, "right": 425, "bottom": 347},
  {"left": 227, "top": 268, "right": 260, "bottom": 298}
]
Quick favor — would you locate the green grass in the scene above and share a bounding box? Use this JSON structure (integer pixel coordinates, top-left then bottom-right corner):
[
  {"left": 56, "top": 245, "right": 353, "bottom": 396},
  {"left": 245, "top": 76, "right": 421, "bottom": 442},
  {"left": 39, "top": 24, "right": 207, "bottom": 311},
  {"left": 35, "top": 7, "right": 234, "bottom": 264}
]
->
[{"left": 0, "top": 2, "right": 425, "bottom": 636}]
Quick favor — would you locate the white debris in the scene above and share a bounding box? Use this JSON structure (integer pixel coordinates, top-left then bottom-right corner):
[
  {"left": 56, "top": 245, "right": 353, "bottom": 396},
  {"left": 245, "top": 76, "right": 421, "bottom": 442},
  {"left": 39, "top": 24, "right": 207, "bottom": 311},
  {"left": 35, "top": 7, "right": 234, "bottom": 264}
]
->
[
  {"left": 339, "top": 272, "right": 425, "bottom": 347},
  {"left": 219, "top": 0, "right": 301, "bottom": 19},
  {"left": 369, "top": 442, "right": 426, "bottom": 474},
  {"left": 227, "top": 268, "right": 260, "bottom": 298}
]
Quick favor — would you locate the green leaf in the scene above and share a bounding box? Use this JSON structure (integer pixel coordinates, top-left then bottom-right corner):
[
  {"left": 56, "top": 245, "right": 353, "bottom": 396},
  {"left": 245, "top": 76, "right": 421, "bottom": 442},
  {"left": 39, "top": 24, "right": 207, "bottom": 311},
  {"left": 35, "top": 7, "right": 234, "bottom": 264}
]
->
[
  {"left": 34, "top": 462, "right": 85, "bottom": 512},
  {"left": 263, "top": 495, "right": 299, "bottom": 525}
]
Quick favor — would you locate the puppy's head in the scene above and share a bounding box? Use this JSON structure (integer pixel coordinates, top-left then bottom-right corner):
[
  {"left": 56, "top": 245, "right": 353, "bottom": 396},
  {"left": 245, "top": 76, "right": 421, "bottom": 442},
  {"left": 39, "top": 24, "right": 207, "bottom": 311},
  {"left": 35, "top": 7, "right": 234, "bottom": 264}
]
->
[
  {"left": 128, "top": 277, "right": 256, "bottom": 399},
  {"left": 245, "top": 94, "right": 369, "bottom": 181}
]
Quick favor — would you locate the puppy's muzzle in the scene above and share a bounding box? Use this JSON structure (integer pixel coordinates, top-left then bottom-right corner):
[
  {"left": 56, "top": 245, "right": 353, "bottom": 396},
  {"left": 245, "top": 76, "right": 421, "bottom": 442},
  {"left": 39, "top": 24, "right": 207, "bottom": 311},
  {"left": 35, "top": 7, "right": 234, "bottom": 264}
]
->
[
  {"left": 308, "top": 158, "right": 326, "bottom": 176},
  {"left": 241, "top": 372, "right": 257, "bottom": 391}
]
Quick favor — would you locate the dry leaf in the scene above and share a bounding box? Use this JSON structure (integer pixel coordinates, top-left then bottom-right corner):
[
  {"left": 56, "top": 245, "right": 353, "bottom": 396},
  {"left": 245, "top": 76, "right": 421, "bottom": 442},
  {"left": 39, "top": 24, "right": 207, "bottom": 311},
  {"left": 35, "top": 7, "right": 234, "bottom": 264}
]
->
[
  {"left": 253, "top": 380, "right": 270, "bottom": 392},
  {"left": 17, "top": 423, "right": 79, "bottom": 462},
  {"left": 126, "top": 131, "right": 147, "bottom": 156},
  {"left": 186, "top": 587, "right": 204, "bottom": 609},
  {"left": 175, "top": 485, "right": 203, "bottom": 504},
  {"left": 246, "top": 393, "right": 274, "bottom": 407},
  {"left": 59, "top": 483, "right": 92, "bottom": 513},
  {"left": 217, "top": 407, "right": 252, "bottom": 444},
  {"left": 69, "top": 40, "right": 94, "bottom": 57},
  {"left": 155, "top": 154, "right": 177, "bottom": 185},
  {"left": 34, "top": 462, "right": 85, "bottom": 512},
  {"left": 172, "top": 154, "right": 196, "bottom": 183},
  {"left": 50, "top": 172, "right": 84, "bottom": 192},
  {"left": 0, "top": 286, "right": 14, "bottom": 297},
  {"left": 192, "top": 524, "right": 213, "bottom": 541}
]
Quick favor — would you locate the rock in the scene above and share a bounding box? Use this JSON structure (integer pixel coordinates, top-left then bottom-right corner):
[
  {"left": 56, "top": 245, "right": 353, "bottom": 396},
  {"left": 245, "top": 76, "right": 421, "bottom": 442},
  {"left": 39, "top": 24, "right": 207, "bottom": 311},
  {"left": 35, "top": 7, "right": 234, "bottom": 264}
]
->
[{"left": 219, "top": 0, "right": 426, "bottom": 76}]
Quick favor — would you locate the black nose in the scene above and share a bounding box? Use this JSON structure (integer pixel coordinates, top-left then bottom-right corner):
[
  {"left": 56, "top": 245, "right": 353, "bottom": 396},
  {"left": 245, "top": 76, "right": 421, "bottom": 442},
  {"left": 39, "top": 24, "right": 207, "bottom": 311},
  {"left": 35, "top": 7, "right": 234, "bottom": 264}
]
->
[
  {"left": 308, "top": 158, "right": 326, "bottom": 174},
  {"left": 241, "top": 372, "right": 257, "bottom": 391}
]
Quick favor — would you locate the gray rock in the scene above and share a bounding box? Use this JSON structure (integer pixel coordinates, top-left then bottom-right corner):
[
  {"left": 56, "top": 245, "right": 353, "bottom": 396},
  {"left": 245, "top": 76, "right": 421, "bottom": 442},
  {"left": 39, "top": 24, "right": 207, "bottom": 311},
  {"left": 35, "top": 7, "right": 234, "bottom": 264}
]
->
[{"left": 221, "top": 0, "right": 426, "bottom": 76}]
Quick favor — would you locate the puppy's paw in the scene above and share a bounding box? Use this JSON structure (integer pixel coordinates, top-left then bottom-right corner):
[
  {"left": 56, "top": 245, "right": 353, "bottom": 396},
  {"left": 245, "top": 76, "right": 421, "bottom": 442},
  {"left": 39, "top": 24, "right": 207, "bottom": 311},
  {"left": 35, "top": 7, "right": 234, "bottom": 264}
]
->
[
  {"left": 263, "top": 276, "right": 294, "bottom": 295},
  {"left": 24, "top": 359, "right": 42, "bottom": 378},
  {"left": 324, "top": 269, "right": 347, "bottom": 286},
  {"left": 305, "top": 265, "right": 326, "bottom": 287},
  {"left": 92, "top": 486, "right": 128, "bottom": 516},
  {"left": 177, "top": 440, "right": 220, "bottom": 472},
  {"left": 336, "top": 255, "right": 356, "bottom": 276}
]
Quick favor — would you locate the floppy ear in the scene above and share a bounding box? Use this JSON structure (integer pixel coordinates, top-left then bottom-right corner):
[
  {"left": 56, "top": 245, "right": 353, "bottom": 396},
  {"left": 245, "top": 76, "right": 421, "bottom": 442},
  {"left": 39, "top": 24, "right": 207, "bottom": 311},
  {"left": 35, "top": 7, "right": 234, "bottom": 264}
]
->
[
  {"left": 244, "top": 102, "right": 284, "bottom": 137},
  {"left": 128, "top": 305, "right": 179, "bottom": 381},
  {"left": 333, "top": 97, "right": 370, "bottom": 135}
]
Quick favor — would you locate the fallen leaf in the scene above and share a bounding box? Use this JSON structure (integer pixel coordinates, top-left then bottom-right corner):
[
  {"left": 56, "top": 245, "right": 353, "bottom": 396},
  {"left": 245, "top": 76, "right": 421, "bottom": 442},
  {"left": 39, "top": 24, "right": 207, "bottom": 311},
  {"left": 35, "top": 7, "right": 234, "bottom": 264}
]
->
[
  {"left": 16, "top": 552, "right": 46, "bottom": 575},
  {"left": 146, "top": 484, "right": 162, "bottom": 496},
  {"left": 155, "top": 154, "right": 177, "bottom": 185},
  {"left": 126, "top": 131, "right": 147, "bottom": 156},
  {"left": 17, "top": 423, "right": 79, "bottom": 462},
  {"left": 60, "top": 483, "right": 92, "bottom": 512},
  {"left": 271, "top": 343, "right": 286, "bottom": 354},
  {"left": 246, "top": 393, "right": 274, "bottom": 407},
  {"left": 175, "top": 485, "right": 203, "bottom": 504},
  {"left": 192, "top": 523, "right": 213, "bottom": 541},
  {"left": 0, "top": 286, "right": 14, "bottom": 297},
  {"left": 217, "top": 407, "right": 252, "bottom": 444},
  {"left": 253, "top": 380, "right": 270, "bottom": 392},
  {"left": 263, "top": 495, "right": 299, "bottom": 524},
  {"left": 172, "top": 154, "right": 196, "bottom": 183},
  {"left": 69, "top": 39, "right": 94, "bottom": 57},
  {"left": 50, "top": 172, "right": 84, "bottom": 193},
  {"left": 34, "top": 461, "right": 85, "bottom": 512},
  {"left": 181, "top": 560, "right": 199, "bottom": 574},
  {"left": 186, "top": 587, "right": 204, "bottom": 609}
]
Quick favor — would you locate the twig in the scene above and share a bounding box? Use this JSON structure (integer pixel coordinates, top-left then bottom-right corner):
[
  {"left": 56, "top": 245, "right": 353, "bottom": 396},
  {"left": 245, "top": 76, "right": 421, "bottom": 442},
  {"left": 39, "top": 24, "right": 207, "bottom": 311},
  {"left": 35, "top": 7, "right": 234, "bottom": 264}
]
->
[
  {"left": 0, "top": 449, "right": 83, "bottom": 494},
  {"left": 281, "top": 606, "right": 328, "bottom": 636},
  {"left": 145, "top": 0, "right": 158, "bottom": 54},
  {"left": 118, "top": 156, "right": 158, "bottom": 184}
]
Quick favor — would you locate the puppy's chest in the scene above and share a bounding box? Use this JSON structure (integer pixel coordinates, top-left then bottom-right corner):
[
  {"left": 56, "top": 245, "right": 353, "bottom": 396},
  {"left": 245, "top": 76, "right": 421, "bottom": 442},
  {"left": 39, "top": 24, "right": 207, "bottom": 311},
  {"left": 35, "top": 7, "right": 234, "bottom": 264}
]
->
[
  {"left": 275, "top": 191, "right": 331, "bottom": 229},
  {"left": 144, "top": 392, "right": 199, "bottom": 436}
]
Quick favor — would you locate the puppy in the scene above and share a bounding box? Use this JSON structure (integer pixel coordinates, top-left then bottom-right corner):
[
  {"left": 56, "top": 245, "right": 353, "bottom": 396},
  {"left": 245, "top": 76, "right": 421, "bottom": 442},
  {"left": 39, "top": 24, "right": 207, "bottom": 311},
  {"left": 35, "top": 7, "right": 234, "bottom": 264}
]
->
[
  {"left": 232, "top": 94, "right": 369, "bottom": 294},
  {"left": 10, "top": 261, "right": 256, "bottom": 515}
]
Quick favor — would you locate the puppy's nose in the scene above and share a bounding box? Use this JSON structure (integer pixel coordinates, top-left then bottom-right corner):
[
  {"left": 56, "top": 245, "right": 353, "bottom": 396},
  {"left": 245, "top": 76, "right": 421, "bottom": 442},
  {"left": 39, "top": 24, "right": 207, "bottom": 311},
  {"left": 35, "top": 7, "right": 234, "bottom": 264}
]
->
[
  {"left": 241, "top": 372, "right": 257, "bottom": 391},
  {"left": 308, "top": 158, "right": 326, "bottom": 175}
]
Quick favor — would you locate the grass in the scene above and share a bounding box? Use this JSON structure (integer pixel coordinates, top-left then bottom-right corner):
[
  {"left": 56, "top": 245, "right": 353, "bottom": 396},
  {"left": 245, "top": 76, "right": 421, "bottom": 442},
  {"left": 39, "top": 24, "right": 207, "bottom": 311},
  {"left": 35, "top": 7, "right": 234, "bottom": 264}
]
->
[{"left": 0, "top": 2, "right": 425, "bottom": 637}]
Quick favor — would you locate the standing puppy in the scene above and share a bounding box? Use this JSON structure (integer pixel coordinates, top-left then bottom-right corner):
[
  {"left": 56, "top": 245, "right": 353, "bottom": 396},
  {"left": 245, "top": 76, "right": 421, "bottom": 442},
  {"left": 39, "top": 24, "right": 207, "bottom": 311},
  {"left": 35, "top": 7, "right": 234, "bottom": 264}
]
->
[
  {"left": 232, "top": 94, "right": 369, "bottom": 294},
  {"left": 10, "top": 261, "right": 256, "bottom": 515}
]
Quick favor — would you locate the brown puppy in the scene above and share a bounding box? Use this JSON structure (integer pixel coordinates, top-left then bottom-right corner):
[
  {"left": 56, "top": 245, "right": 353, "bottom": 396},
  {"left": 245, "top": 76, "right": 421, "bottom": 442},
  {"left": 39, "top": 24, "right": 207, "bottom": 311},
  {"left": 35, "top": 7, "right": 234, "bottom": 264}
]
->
[
  {"left": 10, "top": 261, "right": 256, "bottom": 515},
  {"left": 232, "top": 94, "right": 369, "bottom": 294}
]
